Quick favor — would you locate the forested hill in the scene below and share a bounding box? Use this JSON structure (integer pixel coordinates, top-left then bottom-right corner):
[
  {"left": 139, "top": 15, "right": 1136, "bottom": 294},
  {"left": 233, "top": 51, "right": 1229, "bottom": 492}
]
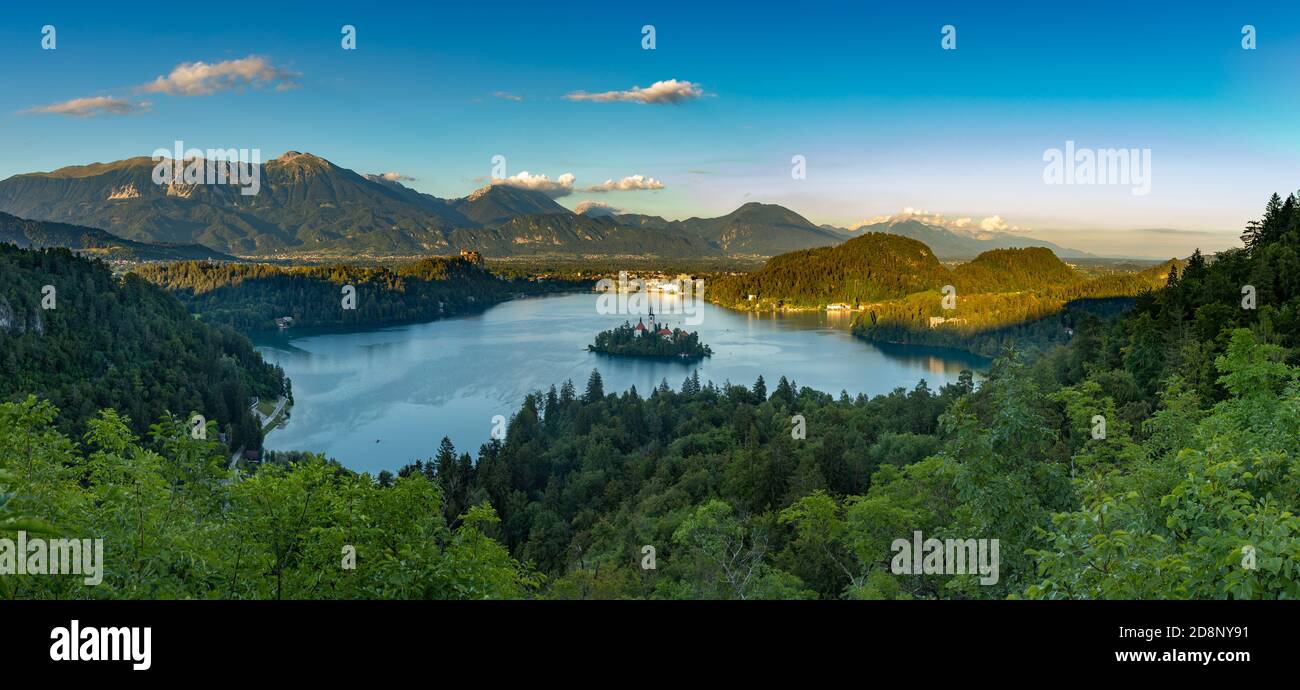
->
[
  {"left": 136, "top": 255, "right": 590, "bottom": 331},
  {"left": 701, "top": 228, "right": 1180, "bottom": 356},
  {"left": 0, "top": 244, "right": 286, "bottom": 450},
  {"left": 708, "top": 232, "right": 951, "bottom": 308},
  {"left": 950, "top": 246, "right": 1081, "bottom": 292},
  {"left": 709, "top": 235, "right": 1095, "bottom": 310},
  {"left": 0, "top": 211, "right": 234, "bottom": 262}
]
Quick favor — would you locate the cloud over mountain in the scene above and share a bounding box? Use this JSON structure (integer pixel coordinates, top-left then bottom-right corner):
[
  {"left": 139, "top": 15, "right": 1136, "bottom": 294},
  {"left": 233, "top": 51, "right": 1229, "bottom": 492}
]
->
[
  {"left": 491, "top": 171, "right": 577, "bottom": 198},
  {"left": 584, "top": 175, "right": 665, "bottom": 192},
  {"left": 574, "top": 200, "right": 622, "bottom": 217},
  {"left": 979, "top": 215, "right": 1010, "bottom": 232},
  {"left": 853, "top": 208, "right": 1029, "bottom": 238},
  {"left": 490, "top": 171, "right": 667, "bottom": 197}
]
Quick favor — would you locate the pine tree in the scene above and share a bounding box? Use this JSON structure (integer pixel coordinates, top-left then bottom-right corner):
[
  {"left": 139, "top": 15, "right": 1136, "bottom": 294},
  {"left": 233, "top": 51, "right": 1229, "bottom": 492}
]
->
[
  {"left": 773, "top": 376, "right": 795, "bottom": 407},
  {"left": 544, "top": 385, "right": 559, "bottom": 422},
  {"left": 1183, "top": 249, "right": 1207, "bottom": 283},
  {"left": 1244, "top": 193, "right": 1283, "bottom": 250},
  {"left": 583, "top": 369, "right": 604, "bottom": 403},
  {"left": 434, "top": 437, "right": 457, "bottom": 476}
]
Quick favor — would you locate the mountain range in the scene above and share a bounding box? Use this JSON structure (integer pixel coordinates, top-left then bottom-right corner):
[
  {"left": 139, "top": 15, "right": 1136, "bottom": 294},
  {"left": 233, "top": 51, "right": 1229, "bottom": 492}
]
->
[
  {"left": 0, "top": 211, "right": 234, "bottom": 261},
  {"left": 0, "top": 151, "right": 1090, "bottom": 260},
  {"left": 846, "top": 217, "right": 1094, "bottom": 259},
  {"left": 610, "top": 202, "right": 845, "bottom": 255}
]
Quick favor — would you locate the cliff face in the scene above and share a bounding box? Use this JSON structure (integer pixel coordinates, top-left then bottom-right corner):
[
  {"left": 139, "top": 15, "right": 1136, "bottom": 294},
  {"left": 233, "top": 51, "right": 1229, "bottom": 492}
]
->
[
  {"left": 0, "top": 296, "right": 46, "bottom": 335},
  {"left": 0, "top": 297, "right": 14, "bottom": 333}
]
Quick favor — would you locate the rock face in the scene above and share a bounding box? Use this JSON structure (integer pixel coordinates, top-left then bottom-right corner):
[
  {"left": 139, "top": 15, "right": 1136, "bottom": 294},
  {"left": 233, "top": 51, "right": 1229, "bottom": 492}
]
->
[
  {"left": 108, "top": 183, "right": 141, "bottom": 200},
  {"left": 0, "top": 296, "right": 15, "bottom": 333},
  {"left": 0, "top": 296, "right": 41, "bottom": 335}
]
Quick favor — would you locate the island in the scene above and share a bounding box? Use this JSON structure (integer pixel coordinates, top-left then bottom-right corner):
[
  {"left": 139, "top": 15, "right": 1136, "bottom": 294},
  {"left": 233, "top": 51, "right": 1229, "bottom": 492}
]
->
[{"left": 588, "top": 311, "right": 713, "bottom": 360}]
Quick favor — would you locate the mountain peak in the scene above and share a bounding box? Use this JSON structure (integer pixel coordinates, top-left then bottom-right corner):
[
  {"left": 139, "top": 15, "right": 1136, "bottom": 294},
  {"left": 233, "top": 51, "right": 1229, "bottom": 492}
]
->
[
  {"left": 452, "top": 183, "right": 571, "bottom": 225},
  {"left": 465, "top": 184, "right": 500, "bottom": 202},
  {"left": 270, "top": 151, "right": 331, "bottom": 167}
]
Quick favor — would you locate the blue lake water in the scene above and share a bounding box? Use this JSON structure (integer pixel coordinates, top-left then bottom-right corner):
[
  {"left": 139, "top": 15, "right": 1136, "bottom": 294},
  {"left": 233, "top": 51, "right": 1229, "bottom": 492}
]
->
[{"left": 253, "top": 293, "right": 987, "bottom": 473}]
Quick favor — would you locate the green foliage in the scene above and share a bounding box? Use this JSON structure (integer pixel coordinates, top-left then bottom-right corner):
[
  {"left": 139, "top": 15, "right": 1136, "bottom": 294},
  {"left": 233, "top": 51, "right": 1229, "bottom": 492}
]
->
[
  {"left": 0, "top": 396, "right": 536, "bottom": 600},
  {"left": 0, "top": 245, "right": 286, "bottom": 450},
  {"left": 1027, "top": 330, "right": 1300, "bottom": 599}
]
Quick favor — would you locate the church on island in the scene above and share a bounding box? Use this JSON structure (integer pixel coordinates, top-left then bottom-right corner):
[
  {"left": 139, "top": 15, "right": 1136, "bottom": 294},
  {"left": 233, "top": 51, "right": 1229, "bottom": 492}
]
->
[{"left": 632, "top": 310, "right": 675, "bottom": 341}]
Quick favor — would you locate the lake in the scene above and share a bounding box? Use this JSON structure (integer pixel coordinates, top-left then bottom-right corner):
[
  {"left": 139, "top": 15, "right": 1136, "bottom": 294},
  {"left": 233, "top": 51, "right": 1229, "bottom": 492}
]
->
[{"left": 253, "top": 293, "right": 987, "bottom": 473}]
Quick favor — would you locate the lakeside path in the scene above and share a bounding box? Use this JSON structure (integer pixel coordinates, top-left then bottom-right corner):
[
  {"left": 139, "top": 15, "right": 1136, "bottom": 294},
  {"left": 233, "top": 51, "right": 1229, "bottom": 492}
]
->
[{"left": 228, "top": 396, "right": 291, "bottom": 472}]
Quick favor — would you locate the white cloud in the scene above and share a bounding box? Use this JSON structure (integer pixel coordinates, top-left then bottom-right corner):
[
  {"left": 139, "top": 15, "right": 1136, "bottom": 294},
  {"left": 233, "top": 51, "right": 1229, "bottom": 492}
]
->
[
  {"left": 24, "top": 96, "right": 150, "bottom": 117},
  {"left": 491, "top": 171, "right": 576, "bottom": 198},
  {"left": 979, "top": 215, "right": 1009, "bottom": 232},
  {"left": 140, "top": 56, "right": 299, "bottom": 96},
  {"left": 853, "top": 208, "right": 1030, "bottom": 237},
  {"left": 365, "top": 172, "right": 416, "bottom": 185},
  {"left": 584, "top": 175, "right": 665, "bottom": 192},
  {"left": 574, "top": 200, "right": 622, "bottom": 217},
  {"left": 564, "top": 79, "right": 703, "bottom": 104},
  {"left": 492, "top": 91, "right": 523, "bottom": 102}
]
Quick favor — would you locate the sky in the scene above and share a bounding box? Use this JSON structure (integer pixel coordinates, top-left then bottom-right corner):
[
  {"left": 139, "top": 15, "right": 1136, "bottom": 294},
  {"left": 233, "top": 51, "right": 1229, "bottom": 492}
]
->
[{"left": 2, "top": 0, "right": 1298, "bottom": 258}]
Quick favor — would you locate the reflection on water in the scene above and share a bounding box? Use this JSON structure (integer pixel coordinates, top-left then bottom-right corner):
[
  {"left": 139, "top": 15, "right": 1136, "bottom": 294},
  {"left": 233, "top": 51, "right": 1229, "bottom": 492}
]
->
[{"left": 253, "top": 293, "right": 988, "bottom": 473}]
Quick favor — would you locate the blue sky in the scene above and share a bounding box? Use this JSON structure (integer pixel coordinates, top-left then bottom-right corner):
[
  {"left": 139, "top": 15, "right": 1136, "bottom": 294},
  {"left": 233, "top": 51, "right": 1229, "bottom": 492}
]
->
[{"left": 2, "top": 0, "right": 1298, "bottom": 256}]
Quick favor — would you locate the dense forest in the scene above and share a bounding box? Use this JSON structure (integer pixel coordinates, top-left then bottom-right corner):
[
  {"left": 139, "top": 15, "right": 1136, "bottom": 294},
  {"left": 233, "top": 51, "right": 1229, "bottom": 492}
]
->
[
  {"left": 709, "top": 232, "right": 953, "bottom": 308},
  {"left": 136, "top": 255, "right": 590, "bottom": 331},
  {"left": 850, "top": 257, "right": 1178, "bottom": 357},
  {"left": 2, "top": 190, "right": 1297, "bottom": 599},
  {"left": 0, "top": 399, "right": 534, "bottom": 599},
  {"left": 708, "top": 233, "right": 1182, "bottom": 356},
  {"left": 854, "top": 293, "right": 1140, "bottom": 358},
  {"left": 0, "top": 244, "right": 286, "bottom": 450}
]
